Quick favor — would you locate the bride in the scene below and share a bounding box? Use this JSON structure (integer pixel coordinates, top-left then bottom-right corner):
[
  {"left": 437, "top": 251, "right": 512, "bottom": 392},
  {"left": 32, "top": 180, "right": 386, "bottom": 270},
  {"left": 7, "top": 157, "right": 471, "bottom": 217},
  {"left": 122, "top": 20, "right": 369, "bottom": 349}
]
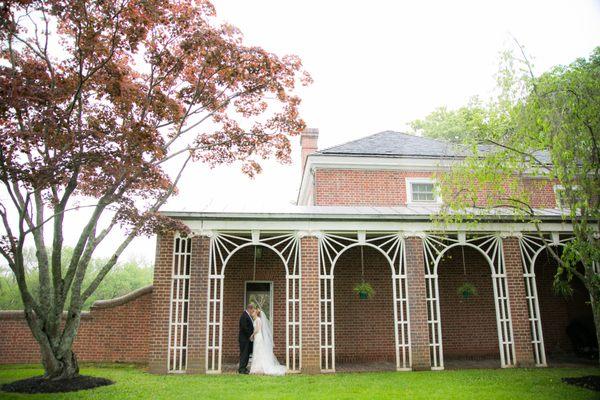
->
[{"left": 250, "top": 308, "right": 286, "bottom": 375}]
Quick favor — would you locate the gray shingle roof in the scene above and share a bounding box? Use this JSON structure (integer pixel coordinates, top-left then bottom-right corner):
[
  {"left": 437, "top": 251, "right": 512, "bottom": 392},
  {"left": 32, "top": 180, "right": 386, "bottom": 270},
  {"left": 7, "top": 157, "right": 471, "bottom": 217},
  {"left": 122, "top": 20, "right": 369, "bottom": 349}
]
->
[
  {"left": 316, "top": 131, "right": 469, "bottom": 158},
  {"left": 316, "top": 130, "right": 552, "bottom": 163}
]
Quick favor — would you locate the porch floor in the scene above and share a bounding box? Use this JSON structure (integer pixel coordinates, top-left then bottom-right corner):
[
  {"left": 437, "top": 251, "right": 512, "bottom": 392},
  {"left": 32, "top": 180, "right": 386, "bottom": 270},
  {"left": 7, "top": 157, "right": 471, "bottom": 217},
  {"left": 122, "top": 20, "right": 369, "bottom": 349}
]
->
[
  {"left": 546, "top": 354, "right": 597, "bottom": 368},
  {"left": 335, "top": 361, "right": 397, "bottom": 372},
  {"left": 221, "top": 356, "right": 596, "bottom": 373},
  {"left": 444, "top": 358, "right": 500, "bottom": 370}
]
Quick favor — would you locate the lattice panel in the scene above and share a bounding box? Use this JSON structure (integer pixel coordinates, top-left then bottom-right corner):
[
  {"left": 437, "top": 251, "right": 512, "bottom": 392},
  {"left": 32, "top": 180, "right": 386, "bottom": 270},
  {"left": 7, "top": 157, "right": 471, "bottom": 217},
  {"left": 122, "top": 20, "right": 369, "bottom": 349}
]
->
[
  {"left": 318, "top": 233, "right": 412, "bottom": 372},
  {"left": 518, "top": 233, "right": 573, "bottom": 366},
  {"left": 422, "top": 235, "right": 443, "bottom": 369},
  {"left": 205, "top": 232, "right": 301, "bottom": 373},
  {"left": 168, "top": 236, "right": 192, "bottom": 372},
  {"left": 422, "top": 234, "right": 516, "bottom": 369}
]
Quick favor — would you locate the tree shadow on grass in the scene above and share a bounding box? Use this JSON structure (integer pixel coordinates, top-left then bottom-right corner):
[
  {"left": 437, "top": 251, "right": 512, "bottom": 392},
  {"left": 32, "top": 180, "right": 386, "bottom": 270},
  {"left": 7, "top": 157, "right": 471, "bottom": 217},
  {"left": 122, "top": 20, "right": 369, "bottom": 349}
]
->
[
  {"left": 562, "top": 376, "right": 600, "bottom": 392},
  {"left": 1, "top": 375, "right": 113, "bottom": 394}
]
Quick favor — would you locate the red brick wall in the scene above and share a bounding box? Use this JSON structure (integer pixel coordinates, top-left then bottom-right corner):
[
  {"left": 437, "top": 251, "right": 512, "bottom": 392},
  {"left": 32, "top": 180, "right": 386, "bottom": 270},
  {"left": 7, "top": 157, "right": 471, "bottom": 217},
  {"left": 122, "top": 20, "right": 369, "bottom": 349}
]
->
[
  {"left": 315, "top": 170, "right": 432, "bottom": 206},
  {"left": 437, "top": 246, "right": 500, "bottom": 359},
  {"left": 222, "top": 246, "right": 287, "bottom": 364},
  {"left": 149, "top": 232, "right": 174, "bottom": 373},
  {"left": 313, "top": 169, "right": 557, "bottom": 208},
  {"left": 300, "top": 236, "right": 320, "bottom": 373},
  {"left": 405, "top": 236, "right": 431, "bottom": 370},
  {"left": 503, "top": 237, "right": 534, "bottom": 366},
  {"left": 0, "top": 287, "right": 152, "bottom": 365},
  {"left": 333, "top": 246, "right": 395, "bottom": 363},
  {"left": 535, "top": 253, "right": 594, "bottom": 356},
  {"left": 525, "top": 178, "right": 557, "bottom": 208},
  {"left": 187, "top": 236, "right": 210, "bottom": 373}
]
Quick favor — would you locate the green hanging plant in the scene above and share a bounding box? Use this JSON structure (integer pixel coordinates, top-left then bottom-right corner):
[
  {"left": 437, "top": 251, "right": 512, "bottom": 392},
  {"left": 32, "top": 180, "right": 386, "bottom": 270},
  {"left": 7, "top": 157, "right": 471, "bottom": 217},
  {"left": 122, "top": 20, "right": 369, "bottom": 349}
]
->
[
  {"left": 353, "top": 282, "right": 375, "bottom": 299},
  {"left": 457, "top": 282, "right": 478, "bottom": 299}
]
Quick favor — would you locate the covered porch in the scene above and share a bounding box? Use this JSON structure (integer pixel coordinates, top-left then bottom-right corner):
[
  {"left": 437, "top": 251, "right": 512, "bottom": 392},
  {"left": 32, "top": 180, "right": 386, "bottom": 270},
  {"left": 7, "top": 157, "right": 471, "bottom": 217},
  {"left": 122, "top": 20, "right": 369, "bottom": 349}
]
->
[{"left": 151, "top": 205, "right": 587, "bottom": 374}]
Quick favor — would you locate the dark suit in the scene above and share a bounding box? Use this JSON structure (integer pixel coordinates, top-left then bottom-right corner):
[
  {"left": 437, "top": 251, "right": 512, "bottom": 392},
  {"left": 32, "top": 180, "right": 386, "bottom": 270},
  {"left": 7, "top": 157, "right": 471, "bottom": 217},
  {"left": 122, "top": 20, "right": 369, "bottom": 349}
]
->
[{"left": 238, "top": 311, "right": 254, "bottom": 372}]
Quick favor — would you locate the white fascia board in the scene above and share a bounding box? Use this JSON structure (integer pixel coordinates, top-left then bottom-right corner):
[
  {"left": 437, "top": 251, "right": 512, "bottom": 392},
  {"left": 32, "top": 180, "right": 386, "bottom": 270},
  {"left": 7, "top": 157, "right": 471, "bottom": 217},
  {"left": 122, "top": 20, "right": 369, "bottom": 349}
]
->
[
  {"left": 297, "top": 155, "right": 457, "bottom": 205},
  {"left": 183, "top": 218, "right": 574, "bottom": 234}
]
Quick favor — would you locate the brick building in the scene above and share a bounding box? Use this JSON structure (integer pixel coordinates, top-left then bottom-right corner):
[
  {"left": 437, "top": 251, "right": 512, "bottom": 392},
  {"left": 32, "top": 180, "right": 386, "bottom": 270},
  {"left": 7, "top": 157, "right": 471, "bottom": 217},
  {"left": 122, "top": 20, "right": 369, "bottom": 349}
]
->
[
  {"left": 2, "top": 129, "right": 593, "bottom": 373},
  {"left": 147, "top": 129, "right": 595, "bottom": 374}
]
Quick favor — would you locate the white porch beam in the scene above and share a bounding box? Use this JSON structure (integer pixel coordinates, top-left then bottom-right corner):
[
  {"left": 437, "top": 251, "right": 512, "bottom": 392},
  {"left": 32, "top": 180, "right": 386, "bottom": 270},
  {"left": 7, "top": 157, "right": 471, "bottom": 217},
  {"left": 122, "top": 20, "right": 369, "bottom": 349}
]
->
[{"left": 184, "top": 219, "right": 574, "bottom": 234}]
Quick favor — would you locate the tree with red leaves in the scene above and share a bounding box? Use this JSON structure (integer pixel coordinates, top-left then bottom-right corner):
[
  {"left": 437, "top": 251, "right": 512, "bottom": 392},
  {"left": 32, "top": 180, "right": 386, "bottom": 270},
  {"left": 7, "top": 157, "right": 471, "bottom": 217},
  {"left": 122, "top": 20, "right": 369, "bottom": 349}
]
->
[{"left": 0, "top": 0, "right": 310, "bottom": 380}]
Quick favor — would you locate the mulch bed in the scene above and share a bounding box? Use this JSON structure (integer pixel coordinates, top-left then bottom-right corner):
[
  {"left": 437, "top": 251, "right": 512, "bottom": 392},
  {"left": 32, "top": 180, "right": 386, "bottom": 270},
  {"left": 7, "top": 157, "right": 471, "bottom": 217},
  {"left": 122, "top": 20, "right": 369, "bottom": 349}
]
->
[
  {"left": 562, "top": 376, "right": 600, "bottom": 392},
  {"left": 1, "top": 375, "right": 114, "bottom": 394}
]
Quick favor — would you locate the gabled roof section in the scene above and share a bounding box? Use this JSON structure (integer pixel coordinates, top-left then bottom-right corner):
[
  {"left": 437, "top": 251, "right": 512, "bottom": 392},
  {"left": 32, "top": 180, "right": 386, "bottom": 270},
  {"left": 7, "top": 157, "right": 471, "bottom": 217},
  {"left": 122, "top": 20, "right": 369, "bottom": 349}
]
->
[{"left": 316, "top": 130, "right": 469, "bottom": 159}]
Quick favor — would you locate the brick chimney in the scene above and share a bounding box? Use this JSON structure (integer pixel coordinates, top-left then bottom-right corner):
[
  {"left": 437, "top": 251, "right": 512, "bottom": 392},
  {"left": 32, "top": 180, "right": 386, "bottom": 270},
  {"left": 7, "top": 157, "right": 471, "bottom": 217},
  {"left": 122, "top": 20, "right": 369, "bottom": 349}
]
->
[{"left": 300, "top": 128, "right": 319, "bottom": 174}]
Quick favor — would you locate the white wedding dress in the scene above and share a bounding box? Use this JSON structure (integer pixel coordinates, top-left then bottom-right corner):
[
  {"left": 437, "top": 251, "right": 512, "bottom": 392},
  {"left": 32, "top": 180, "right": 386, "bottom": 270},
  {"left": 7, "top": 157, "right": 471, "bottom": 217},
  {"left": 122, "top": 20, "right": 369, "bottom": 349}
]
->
[{"left": 250, "top": 313, "right": 286, "bottom": 376}]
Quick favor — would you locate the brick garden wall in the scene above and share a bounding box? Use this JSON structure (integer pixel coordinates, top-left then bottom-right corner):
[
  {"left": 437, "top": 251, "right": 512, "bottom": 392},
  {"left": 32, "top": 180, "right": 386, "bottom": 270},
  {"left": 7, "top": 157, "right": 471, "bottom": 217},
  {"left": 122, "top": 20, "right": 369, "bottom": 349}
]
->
[
  {"left": 437, "top": 246, "right": 500, "bottom": 359},
  {"left": 0, "top": 286, "right": 152, "bottom": 365},
  {"left": 333, "top": 246, "right": 396, "bottom": 364}
]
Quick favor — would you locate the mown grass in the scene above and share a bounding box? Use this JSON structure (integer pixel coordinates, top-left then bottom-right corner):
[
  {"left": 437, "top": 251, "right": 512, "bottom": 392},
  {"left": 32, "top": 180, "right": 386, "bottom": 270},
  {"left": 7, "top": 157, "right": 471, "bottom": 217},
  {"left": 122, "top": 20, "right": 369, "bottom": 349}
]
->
[{"left": 0, "top": 363, "right": 598, "bottom": 399}]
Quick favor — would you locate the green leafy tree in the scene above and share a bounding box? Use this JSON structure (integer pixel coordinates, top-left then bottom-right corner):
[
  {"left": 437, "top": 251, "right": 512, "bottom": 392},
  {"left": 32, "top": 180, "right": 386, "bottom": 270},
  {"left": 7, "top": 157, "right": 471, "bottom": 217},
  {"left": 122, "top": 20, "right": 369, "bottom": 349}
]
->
[
  {"left": 0, "top": 248, "right": 153, "bottom": 310},
  {"left": 431, "top": 45, "right": 600, "bottom": 359},
  {"left": 409, "top": 98, "right": 488, "bottom": 142}
]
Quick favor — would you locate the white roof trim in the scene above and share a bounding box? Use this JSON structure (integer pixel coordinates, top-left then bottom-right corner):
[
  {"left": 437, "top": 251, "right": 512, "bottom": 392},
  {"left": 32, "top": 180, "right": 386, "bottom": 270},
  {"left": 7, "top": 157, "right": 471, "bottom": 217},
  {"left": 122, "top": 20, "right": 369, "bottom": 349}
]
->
[
  {"left": 162, "top": 206, "right": 573, "bottom": 234},
  {"left": 178, "top": 219, "right": 574, "bottom": 234}
]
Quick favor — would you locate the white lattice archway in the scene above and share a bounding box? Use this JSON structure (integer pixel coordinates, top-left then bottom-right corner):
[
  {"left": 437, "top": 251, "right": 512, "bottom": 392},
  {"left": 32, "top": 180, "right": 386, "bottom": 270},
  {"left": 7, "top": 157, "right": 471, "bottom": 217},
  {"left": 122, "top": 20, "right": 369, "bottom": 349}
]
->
[
  {"left": 516, "top": 233, "right": 596, "bottom": 367},
  {"left": 168, "top": 231, "right": 302, "bottom": 373},
  {"left": 202, "top": 231, "right": 302, "bottom": 374},
  {"left": 318, "top": 232, "right": 412, "bottom": 372},
  {"left": 422, "top": 234, "right": 516, "bottom": 369},
  {"left": 165, "top": 232, "right": 301, "bottom": 373}
]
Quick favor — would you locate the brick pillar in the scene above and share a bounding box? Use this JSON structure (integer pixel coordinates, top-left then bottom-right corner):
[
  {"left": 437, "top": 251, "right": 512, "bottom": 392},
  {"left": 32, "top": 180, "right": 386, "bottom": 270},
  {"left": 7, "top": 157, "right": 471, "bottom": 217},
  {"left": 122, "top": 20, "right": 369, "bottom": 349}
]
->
[
  {"left": 405, "top": 236, "right": 431, "bottom": 370},
  {"left": 300, "top": 236, "right": 320, "bottom": 373},
  {"left": 503, "top": 236, "right": 535, "bottom": 367},
  {"left": 187, "top": 236, "right": 210, "bottom": 373},
  {"left": 149, "top": 232, "right": 174, "bottom": 373}
]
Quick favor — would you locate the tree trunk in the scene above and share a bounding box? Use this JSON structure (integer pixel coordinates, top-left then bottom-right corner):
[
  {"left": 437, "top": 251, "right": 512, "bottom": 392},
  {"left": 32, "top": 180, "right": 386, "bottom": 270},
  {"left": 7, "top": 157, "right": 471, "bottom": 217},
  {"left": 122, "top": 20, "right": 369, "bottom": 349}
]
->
[
  {"left": 31, "top": 315, "right": 81, "bottom": 380},
  {"left": 44, "top": 351, "right": 79, "bottom": 380},
  {"left": 590, "top": 291, "right": 600, "bottom": 366},
  {"left": 38, "top": 337, "right": 80, "bottom": 380}
]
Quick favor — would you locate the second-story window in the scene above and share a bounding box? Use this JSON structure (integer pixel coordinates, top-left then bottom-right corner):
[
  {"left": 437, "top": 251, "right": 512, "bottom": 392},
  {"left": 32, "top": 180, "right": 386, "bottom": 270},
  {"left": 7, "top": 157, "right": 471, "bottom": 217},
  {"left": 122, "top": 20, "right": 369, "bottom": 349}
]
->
[
  {"left": 554, "top": 184, "right": 582, "bottom": 209},
  {"left": 406, "top": 178, "right": 440, "bottom": 204},
  {"left": 412, "top": 183, "right": 435, "bottom": 201}
]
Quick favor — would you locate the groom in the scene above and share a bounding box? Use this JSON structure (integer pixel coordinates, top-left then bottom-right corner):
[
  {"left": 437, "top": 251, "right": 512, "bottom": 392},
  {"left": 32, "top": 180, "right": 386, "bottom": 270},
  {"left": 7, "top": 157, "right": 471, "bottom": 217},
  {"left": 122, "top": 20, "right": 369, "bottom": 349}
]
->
[{"left": 238, "top": 303, "right": 255, "bottom": 374}]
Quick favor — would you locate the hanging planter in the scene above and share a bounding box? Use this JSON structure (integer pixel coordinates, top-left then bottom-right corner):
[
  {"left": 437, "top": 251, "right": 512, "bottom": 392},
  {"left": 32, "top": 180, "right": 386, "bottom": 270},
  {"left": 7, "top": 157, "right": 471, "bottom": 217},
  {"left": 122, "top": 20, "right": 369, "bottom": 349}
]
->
[
  {"left": 353, "top": 247, "right": 375, "bottom": 299},
  {"left": 353, "top": 282, "right": 375, "bottom": 299},
  {"left": 457, "top": 282, "right": 478, "bottom": 299}
]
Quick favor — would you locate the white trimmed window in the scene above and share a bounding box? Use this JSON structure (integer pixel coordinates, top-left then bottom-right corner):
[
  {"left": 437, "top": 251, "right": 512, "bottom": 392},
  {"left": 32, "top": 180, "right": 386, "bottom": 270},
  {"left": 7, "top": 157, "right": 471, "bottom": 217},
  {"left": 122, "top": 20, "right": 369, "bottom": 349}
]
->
[
  {"left": 553, "top": 184, "right": 581, "bottom": 209},
  {"left": 406, "top": 178, "right": 441, "bottom": 205},
  {"left": 554, "top": 185, "right": 566, "bottom": 209}
]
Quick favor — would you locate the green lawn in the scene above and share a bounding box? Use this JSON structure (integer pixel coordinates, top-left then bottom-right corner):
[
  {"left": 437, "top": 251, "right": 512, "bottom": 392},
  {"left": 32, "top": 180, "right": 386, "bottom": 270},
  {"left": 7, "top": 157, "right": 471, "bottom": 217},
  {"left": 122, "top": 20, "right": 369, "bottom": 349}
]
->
[{"left": 0, "top": 364, "right": 598, "bottom": 400}]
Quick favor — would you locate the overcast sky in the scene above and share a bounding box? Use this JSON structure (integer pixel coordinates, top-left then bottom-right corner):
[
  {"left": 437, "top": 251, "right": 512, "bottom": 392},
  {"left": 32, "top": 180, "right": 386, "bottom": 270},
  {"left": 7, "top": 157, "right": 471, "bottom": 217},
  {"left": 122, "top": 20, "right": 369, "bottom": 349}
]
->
[{"left": 80, "top": 0, "right": 600, "bottom": 262}]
